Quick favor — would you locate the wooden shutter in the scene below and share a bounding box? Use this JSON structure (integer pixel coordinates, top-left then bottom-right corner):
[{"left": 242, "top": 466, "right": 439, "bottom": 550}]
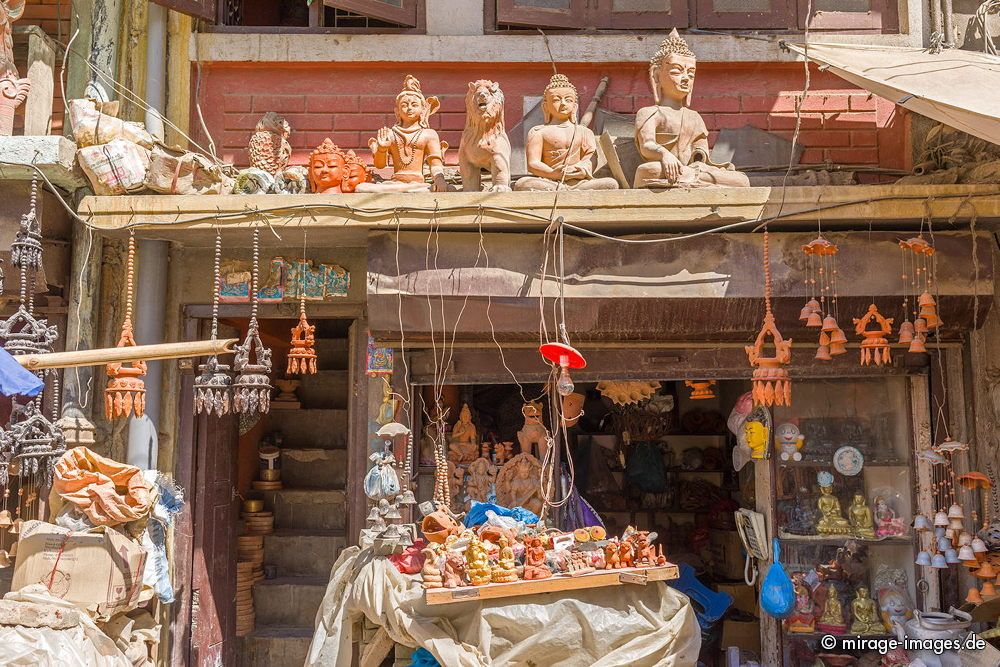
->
[
  {"left": 598, "top": 0, "right": 688, "bottom": 28},
  {"left": 695, "top": 0, "right": 795, "bottom": 28},
  {"left": 797, "top": 0, "right": 898, "bottom": 31},
  {"left": 150, "top": 0, "right": 217, "bottom": 22},
  {"left": 325, "top": 0, "right": 419, "bottom": 26},
  {"left": 496, "top": 0, "right": 589, "bottom": 29}
]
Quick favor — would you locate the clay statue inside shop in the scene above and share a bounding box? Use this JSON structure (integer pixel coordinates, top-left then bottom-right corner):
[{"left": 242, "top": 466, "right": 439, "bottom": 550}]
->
[
  {"left": 465, "top": 457, "right": 497, "bottom": 505},
  {"left": 816, "top": 471, "right": 853, "bottom": 535},
  {"left": 356, "top": 75, "right": 450, "bottom": 193},
  {"left": 874, "top": 495, "right": 907, "bottom": 537},
  {"left": 848, "top": 492, "right": 876, "bottom": 539},
  {"left": 816, "top": 584, "right": 848, "bottom": 634},
  {"left": 514, "top": 74, "right": 619, "bottom": 192},
  {"left": 849, "top": 587, "right": 886, "bottom": 635},
  {"left": 787, "top": 573, "right": 816, "bottom": 633},
  {"left": 517, "top": 401, "right": 550, "bottom": 461},
  {"left": 496, "top": 452, "right": 545, "bottom": 516},
  {"left": 448, "top": 404, "right": 479, "bottom": 464},
  {"left": 458, "top": 79, "right": 512, "bottom": 192},
  {"left": 634, "top": 29, "right": 749, "bottom": 189}
]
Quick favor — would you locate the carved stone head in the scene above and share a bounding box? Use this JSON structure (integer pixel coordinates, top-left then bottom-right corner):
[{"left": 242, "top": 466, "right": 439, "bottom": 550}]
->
[{"left": 648, "top": 28, "right": 696, "bottom": 106}]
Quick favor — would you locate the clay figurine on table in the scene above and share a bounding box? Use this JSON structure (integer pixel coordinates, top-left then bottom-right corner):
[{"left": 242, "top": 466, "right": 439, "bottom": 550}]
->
[
  {"left": 357, "top": 75, "right": 449, "bottom": 193},
  {"left": 634, "top": 29, "right": 750, "bottom": 189},
  {"left": 491, "top": 535, "right": 519, "bottom": 583},
  {"left": 420, "top": 546, "right": 443, "bottom": 589},
  {"left": 514, "top": 74, "right": 619, "bottom": 192},
  {"left": 816, "top": 471, "right": 852, "bottom": 535},
  {"left": 850, "top": 587, "right": 886, "bottom": 635},
  {"left": 448, "top": 403, "right": 479, "bottom": 464},
  {"left": 874, "top": 495, "right": 906, "bottom": 537},
  {"left": 464, "top": 534, "right": 492, "bottom": 586},
  {"left": 458, "top": 79, "right": 512, "bottom": 192},
  {"left": 848, "top": 492, "right": 876, "bottom": 539},
  {"left": 523, "top": 536, "right": 552, "bottom": 580}
]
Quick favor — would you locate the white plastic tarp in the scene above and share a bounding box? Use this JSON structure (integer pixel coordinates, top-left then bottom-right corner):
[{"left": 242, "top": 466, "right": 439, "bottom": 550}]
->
[
  {"left": 785, "top": 42, "right": 1000, "bottom": 144},
  {"left": 307, "top": 547, "right": 701, "bottom": 667}
]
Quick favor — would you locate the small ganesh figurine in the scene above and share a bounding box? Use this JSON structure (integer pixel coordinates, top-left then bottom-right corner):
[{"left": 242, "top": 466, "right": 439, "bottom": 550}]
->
[
  {"left": 848, "top": 492, "right": 876, "bottom": 539},
  {"left": 514, "top": 73, "right": 619, "bottom": 192},
  {"left": 448, "top": 403, "right": 479, "bottom": 464},
  {"left": 357, "top": 75, "right": 449, "bottom": 193},
  {"left": 523, "top": 536, "right": 552, "bottom": 580},
  {"left": 786, "top": 573, "right": 816, "bottom": 633},
  {"left": 874, "top": 495, "right": 906, "bottom": 537},
  {"left": 850, "top": 587, "right": 886, "bottom": 635},
  {"left": 465, "top": 533, "right": 492, "bottom": 586},
  {"left": 634, "top": 29, "right": 749, "bottom": 189}
]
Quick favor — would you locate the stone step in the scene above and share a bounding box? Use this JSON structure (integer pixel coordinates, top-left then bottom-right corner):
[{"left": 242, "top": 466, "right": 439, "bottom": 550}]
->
[
  {"left": 253, "top": 577, "right": 327, "bottom": 628},
  {"left": 264, "top": 409, "right": 347, "bottom": 450},
  {"left": 264, "top": 530, "right": 346, "bottom": 578},
  {"left": 258, "top": 489, "right": 347, "bottom": 531},
  {"left": 240, "top": 625, "right": 312, "bottom": 667},
  {"left": 279, "top": 448, "right": 347, "bottom": 489},
  {"left": 297, "top": 370, "right": 348, "bottom": 409}
]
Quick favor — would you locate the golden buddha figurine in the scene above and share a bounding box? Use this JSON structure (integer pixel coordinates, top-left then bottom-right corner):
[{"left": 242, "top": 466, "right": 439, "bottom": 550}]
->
[
  {"left": 850, "top": 587, "right": 886, "bottom": 635},
  {"left": 491, "top": 535, "right": 519, "bottom": 583},
  {"left": 357, "top": 75, "right": 449, "bottom": 193},
  {"left": 514, "top": 74, "right": 619, "bottom": 192},
  {"left": 816, "top": 471, "right": 852, "bottom": 535},
  {"left": 848, "top": 492, "right": 876, "bottom": 539},
  {"left": 465, "top": 534, "right": 492, "bottom": 586},
  {"left": 816, "top": 584, "right": 848, "bottom": 634},
  {"left": 448, "top": 403, "right": 479, "bottom": 464},
  {"left": 634, "top": 30, "right": 750, "bottom": 189}
]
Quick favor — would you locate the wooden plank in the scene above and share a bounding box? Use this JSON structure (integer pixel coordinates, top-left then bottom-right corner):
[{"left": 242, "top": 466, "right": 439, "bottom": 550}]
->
[
  {"left": 359, "top": 627, "right": 394, "bottom": 667},
  {"left": 20, "top": 27, "right": 55, "bottom": 136},
  {"left": 757, "top": 434, "right": 780, "bottom": 665},
  {"left": 910, "top": 374, "right": 940, "bottom": 610},
  {"left": 425, "top": 564, "right": 679, "bottom": 606}
]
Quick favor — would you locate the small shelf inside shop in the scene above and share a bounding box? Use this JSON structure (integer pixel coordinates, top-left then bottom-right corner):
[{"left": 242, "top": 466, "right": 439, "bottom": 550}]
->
[
  {"left": 777, "top": 533, "right": 913, "bottom": 545},
  {"left": 778, "top": 458, "right": 908, "bottom": 468}
]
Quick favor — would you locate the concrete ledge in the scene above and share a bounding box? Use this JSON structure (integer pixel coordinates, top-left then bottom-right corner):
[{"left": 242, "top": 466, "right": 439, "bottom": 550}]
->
[{"left": 0, "top": 135, "right": 87, "bottom": 191}]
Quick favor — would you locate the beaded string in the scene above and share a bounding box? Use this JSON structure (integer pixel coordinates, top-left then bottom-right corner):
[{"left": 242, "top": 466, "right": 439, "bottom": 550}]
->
[{"left": 211, "top": 229, "right": 222, "bottom": 341}]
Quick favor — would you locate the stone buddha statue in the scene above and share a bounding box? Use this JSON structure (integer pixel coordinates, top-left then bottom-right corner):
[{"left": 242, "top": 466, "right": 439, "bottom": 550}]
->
[
  {"left": 634, "top": 30, "right": 750, "bottom": 189},
  {"left": 356, "top": 75, "right": 450, "bottom": 193},
  {"left": 816, "top": 472, "right": 852, "bottom": 535},
  {"left": 848, "top": 492, "right": 876, "bottom": 539},
  {"left": 850, "top": 587, "right": 886, "bottom": 635},
  {"left": 448, "top": 403, "right": 479, "bottom": 464},
  {"left": 514, "top": 74, "right": 619, "bottom": 192}
]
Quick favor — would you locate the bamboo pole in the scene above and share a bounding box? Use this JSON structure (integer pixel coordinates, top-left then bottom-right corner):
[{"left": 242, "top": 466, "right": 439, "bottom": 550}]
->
[{"left": 15, "top": 338, "right": 238, "bottom": 370}]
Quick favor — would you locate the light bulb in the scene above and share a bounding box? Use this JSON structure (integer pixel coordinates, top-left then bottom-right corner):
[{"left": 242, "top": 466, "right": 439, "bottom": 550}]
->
[{"left": 556, "top": 365, "right": 574, "bottom": 397}]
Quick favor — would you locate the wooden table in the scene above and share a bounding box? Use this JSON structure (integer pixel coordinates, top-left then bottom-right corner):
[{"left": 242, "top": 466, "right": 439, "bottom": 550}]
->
[{"left": 425, "top": 563, "right": 680, "bottom": 606}]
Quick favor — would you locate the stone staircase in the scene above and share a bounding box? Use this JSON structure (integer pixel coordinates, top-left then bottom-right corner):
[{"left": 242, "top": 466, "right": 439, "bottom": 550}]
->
[{"left": 241, "top": 363, "right": 350, "bottom": 666}]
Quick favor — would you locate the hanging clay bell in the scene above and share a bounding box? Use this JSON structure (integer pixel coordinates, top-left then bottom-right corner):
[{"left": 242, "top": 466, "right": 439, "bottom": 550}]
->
[
  {"left": 898, "top": 320, "right": 914, "bottom": 344},
  {"left": 972, "top": 537, "right": 988, "bottom": 554},
  {"left": 945, "top": 548, "right": 960, "bottom": 564},
  {"left": 821, "top": 315, "right": 839, "bottom": 333},
  {"left": 806, "top": 310, "right": 823, "bottom": 328},
  {"left": 931, "top": 553, "right": 948, "bottom": 568},
  {"left": 829, "top": 341, "right": 847, "bottom": 356},
  {"left": 934, "top": 510, "right": 950, "bottom": 527},
  {"left": 913, "top": 514, "right": 931, "bottom": 531},
  {"left": 923, "top": 310, "right": 941, "bottom": 330},
  {"left": 975, "top": 561, "right": 998, "bottom": 579},
  {"left": 829, "top": 328, "right": 847, "bottom": 345},
  {"left": 799, "top": 303, "right": 816, "bottom": 321},
  {"left": 819, "top": 331, "right": 831, "bottom": 346},
  {"left": 948, "top": 517, "right": 964, "bottom": 532},
  {"left": 984, "top": 582, "right": 999, "bottom": 599},
  {"left": 0, "top": 510, "right": 10, "bottom": 527},
  {"left": 967, "top": 587, "right": 984, "bottom": 604},
  {"left": 815, "top": 345, "right": 832, "bottom": 361},
  {"left": 914, "top": 317, "right": 928, "bottom": 334},
  {"left": 287, "top": 312, "right": 318, "bottom": 375},
  {"left": 908, "top": 334, "right": 927, "bottom": 354},
  {"left": 918, "top": 291, "right": 936, "bottom": 309},
  {"left": 948, "top": 503, "right": 965, "bottom": 520},
  {"left": 915, "top": 550, "right": 932, "bottom": 566}
]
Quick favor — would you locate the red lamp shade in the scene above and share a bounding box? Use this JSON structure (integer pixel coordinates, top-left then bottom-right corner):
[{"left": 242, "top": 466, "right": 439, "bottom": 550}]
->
[{"left": 539, "top": 342, "right": 587, "bottom": 369}]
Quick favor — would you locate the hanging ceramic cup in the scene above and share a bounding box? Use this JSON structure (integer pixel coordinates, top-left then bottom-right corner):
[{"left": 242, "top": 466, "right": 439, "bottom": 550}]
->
[
  {"left": 934, "top": 511, "right": 950, "bottom": 527},
  {"left": 945, "top": 548, "right": 960, "bottom": 564},
  {"left": 931, "top": 553, "right": 949, "bottom": 569},
  {"left": 915, "top": 550, "right": 932, "bottom": 566},
  {"left": 913, "top": 514, "right": 931, "bottom": 532}
]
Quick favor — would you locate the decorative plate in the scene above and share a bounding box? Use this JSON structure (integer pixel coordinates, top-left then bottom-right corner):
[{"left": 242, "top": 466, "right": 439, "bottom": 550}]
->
[{"left": 833, "top": 446, "right": 864, "bottom": 476}]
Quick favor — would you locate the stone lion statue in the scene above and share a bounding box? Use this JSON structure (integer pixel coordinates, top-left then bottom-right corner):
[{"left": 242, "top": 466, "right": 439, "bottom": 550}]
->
[{"left": 458, "top": 79, "right": 511, "bottom": 192}]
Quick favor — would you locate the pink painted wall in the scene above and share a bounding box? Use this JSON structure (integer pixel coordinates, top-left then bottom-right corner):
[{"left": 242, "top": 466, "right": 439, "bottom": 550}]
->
[{"left": 193, "top": 61, "right": 909, "bottom": 173}]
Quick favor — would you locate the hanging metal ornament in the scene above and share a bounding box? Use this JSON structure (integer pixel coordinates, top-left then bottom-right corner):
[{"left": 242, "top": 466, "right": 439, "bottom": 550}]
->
[
  {"left": 105, "top": 233, "right": 147, "bottom": 419},
  {"left": 1, "top": 402, "right": 65, "bottom": 489},
  {"left": 287, "top": 235, "right": 317, "bottom": 375},
  {"left": 194, "top": 230, "right": 233, "bottom": 416},
  {"left": 232, "top": 227, "right": 273, "bottom": 415},
  {"left": 853, "top": 303, "right": 894, "bottom": 366},
  {"left": 746, "top": 229, "right": 792, "bottom": 407}
]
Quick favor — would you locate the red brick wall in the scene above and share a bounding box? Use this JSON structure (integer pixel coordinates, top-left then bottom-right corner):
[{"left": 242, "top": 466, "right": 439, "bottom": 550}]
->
[
  {"left": 194, "top": 61, "right": 908, "bottom": 174},
  {"left": 14, "top": 0, "right": 71, "bottom": 135}
]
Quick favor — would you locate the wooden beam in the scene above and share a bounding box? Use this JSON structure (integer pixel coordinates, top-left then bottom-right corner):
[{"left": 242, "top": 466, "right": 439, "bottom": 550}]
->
[
  {"left": 16, "top": 27, "right": 56, "bottom": 136},
  {"left": 15, "top": 338, "right": 237, "bottom": 370}
]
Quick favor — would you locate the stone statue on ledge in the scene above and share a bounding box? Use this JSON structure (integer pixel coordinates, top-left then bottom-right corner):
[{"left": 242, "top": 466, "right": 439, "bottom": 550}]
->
[
  {"left": 356, "top": 75, "right": 449, "bottom": 193},
  {"left": 514, "top": 74, "right": 618, "bottom": 192},
  {"left": 634, "top": 29, "right": 749, "bottom": 189}
]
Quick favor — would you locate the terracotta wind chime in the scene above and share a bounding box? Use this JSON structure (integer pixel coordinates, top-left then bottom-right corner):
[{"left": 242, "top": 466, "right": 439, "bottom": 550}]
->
[
  {"left": 746, "top": 229, "right": 792, "bottom": 407},
  {"left": 898, "top": 235, "right": 939, "bottom": 353},
  {"left": 799, "top": 235, "right": 847, "bottom": 360},
  {"left": 105, "top": 231, "right": 147, "bottom": 419},
  {"left": 286, "top": 234, "right": 317, "bottom": 375},
  {"left": 194, "top": 229, "right": 234, "bottom": 416},
  {"left": 232, "top": 227, "right": 273, "bottom": 415},
  {"left": 853, "top": 303, "right": 894, "bottom": 366}
]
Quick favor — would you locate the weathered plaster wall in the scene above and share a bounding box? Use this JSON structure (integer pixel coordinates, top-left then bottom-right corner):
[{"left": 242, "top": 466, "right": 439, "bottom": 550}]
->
[{"left": 194, "top": 61, "right": 908, "bottom": 172}]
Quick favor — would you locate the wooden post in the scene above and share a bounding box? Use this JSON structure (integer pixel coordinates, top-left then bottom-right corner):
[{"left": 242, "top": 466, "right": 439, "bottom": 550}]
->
[
  {"left": 165, "top": 11, "right": 192, "bottom": 149},
  {"left": 755, "top": 456, "right": 780, "bottom": 666},
  {"left": 20, "top": 27, "right": 55, "bottom": 136},
  {"left": 61, "top": 220, "right": 103, "bottom": 419},
  {"left": 348, "top": 319, "right": 372, "bottom": 546},
  {"left": 911, "top": 374, "right": 940, "bottom": 610}
]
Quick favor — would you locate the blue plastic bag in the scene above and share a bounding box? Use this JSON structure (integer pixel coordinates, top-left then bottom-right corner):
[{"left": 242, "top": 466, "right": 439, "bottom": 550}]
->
[
  {"left": 409, "top": 648, "right": 440, "bottom": 667},
  {"left": 760, "top": 539, "right": 795, "bottom": 619}
]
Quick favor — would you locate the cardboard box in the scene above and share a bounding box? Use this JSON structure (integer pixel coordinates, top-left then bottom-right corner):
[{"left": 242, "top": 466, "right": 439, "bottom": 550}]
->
[
  {"left": 720, "top": 618, "right": 761, "bottom": 654},
  {"left": 709, "top": 528, "right": 746, "bottom": 581},
  {"left": 12, "top": 520, "right": 147, "bottom": 621},
  {"left": 715, "top": 581, "right": 757, "bottom": 616}
]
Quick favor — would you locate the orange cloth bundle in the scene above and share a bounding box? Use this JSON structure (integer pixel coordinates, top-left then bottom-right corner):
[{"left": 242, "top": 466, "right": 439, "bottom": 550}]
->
[{"left": 52, "top": 447, "right": 152, "bottom": 527}]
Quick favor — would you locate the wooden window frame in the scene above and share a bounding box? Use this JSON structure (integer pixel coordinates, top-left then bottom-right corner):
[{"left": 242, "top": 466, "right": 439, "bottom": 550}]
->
[
  {"left": 797, "top": 0, "right": 898, "bottom": 31},
  {"left": 495, "top": 0, "right": 590, "bottom": 28},
  {"left": 694, "top": 0, "right": 797, "bottom": 29},
  {"left": 597, "top": 1, "right": 688, "bottom": 29},
  {"left": 151, "top": 0, "right": 217, "bottom": 22},
  {"left": 207, "top": 0, "right": 427, "bottom": 33}
]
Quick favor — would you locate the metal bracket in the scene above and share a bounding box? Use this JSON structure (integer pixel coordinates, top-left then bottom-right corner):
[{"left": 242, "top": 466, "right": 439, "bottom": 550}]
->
[{"left": 619, "top": 571, "right": 648, "bottom": 585}]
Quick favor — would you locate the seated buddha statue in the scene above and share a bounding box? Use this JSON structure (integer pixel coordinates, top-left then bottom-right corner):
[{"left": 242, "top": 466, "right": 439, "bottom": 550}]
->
[
  {"left": 816, "top": 472, "right": 852, "bottom": 535},
  {"left": 848, "top": 492, "right": 876, "bottom": 539},
  {"left": 356, "top": 75, "right": 450, "bottom": 193},
  {"left": 850, "top": 587, "right": 886, "bottom": 635},
  {"left": 514, "top": 74, "right": 619, "bottom": 192},
  {"left": 634, "top": 30, "right": 750, "bottom": 189}
]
